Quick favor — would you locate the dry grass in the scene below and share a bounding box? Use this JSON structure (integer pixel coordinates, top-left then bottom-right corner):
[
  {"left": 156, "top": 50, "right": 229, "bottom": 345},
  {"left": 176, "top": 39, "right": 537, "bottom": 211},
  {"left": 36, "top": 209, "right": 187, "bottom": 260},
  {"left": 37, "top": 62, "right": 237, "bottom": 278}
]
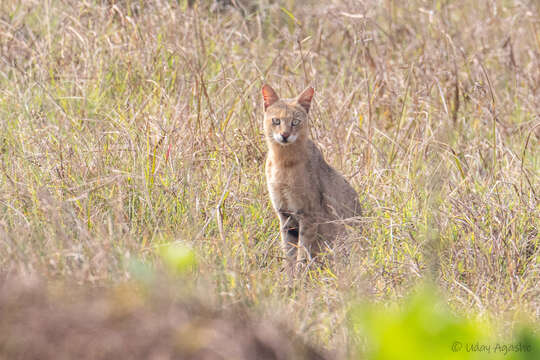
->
[{"left": 0, "top": 0, "right": 539, "bottom": 357}]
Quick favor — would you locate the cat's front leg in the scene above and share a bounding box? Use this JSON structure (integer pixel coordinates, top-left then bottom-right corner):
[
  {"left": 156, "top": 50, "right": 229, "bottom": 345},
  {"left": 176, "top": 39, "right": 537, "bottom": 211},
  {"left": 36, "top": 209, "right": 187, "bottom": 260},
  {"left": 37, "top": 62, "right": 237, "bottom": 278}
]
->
[
  {"left": 278, "top": 211, "right": 299, "bottom": 272},
  {"left": 296, "top": 216, "right": 319, "bottom": 271}
]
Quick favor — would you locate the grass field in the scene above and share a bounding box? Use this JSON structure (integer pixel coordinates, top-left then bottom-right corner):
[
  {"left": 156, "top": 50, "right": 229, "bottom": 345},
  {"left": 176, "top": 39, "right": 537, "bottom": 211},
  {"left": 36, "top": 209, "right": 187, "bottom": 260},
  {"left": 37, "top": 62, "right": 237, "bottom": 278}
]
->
[{"left": 0, "top": 0, "right": 539, "bottom": 358}]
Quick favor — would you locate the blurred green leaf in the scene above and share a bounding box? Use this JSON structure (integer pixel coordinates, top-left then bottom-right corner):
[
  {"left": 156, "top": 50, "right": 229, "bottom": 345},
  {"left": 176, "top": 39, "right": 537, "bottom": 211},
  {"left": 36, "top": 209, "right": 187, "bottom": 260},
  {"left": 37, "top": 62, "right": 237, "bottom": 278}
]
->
[
  {"left": 514, "top": 327, "right": 540, "bottom": 360},
  {"left": 159, "top": 243, "right": 197, "bottom": 275},
  {"left": 349, "top": 285, "right": 493, "bottom": 360}
]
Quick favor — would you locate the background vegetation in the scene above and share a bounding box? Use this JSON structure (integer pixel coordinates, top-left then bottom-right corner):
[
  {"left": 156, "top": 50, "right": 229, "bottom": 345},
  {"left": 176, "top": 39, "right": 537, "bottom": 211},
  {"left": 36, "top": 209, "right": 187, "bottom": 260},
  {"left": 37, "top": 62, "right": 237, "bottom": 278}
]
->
[{"left": 0, "top": 0, "right": 538, "bottom": 358}]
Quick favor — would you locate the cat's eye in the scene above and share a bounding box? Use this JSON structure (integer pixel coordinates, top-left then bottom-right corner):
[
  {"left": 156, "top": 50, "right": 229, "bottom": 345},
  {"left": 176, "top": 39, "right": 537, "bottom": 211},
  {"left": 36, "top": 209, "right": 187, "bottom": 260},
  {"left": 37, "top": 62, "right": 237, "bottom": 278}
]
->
[
  {"left": 292, "top": 119, "right": 300, "bottom": 126},
  {"left": 272, "top": 118, "right": 280, "bottom": 125}
]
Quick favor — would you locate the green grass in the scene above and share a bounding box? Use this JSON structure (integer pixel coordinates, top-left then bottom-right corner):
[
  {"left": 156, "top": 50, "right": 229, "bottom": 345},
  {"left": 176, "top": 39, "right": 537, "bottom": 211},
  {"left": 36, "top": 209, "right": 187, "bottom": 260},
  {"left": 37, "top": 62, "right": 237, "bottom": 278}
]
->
[{"left": 0, "top": 0, "right": 538, "bottom": 358}]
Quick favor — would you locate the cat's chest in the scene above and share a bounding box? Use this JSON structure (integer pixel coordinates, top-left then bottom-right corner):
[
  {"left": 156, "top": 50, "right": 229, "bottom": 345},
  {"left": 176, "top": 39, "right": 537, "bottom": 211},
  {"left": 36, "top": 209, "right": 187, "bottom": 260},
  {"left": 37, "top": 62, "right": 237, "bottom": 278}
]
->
[
  {"left": 266, "top": 156, "right": 307, "bottom": 184},
  {"left": 266, "top": 161, "right": 311, "bottom": 211}
]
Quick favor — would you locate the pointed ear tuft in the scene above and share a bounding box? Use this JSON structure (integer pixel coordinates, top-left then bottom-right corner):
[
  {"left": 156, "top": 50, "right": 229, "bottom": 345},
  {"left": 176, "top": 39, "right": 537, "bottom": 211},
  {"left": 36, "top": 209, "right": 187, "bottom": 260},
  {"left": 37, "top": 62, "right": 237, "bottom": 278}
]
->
[
  {"left": 262, "top": 84, "right": 279, "bottom": 110},
  {"left": 297, "top": 87, "right": 314, "bottom": 113}
]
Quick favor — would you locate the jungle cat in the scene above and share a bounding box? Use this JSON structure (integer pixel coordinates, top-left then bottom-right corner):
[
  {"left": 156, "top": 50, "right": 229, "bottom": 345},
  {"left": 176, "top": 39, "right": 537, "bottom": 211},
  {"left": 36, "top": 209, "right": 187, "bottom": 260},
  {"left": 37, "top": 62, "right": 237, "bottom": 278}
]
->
[{"left": 262, "top": 84, "right": 361, "bottom": 270}]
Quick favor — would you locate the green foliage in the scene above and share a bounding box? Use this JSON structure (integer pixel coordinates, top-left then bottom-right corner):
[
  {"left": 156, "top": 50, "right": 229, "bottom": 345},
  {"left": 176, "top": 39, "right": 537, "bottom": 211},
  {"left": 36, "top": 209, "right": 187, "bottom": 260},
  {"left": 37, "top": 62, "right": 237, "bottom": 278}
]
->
[
  {"left": 515, "top": 327, "right": 540, "bottom": 360},
  {"left": 159, "top": 243, "right": 197, "bottom": 275},
  {"left": 349, "top": 286, "right": 540, "bottom": 360}
]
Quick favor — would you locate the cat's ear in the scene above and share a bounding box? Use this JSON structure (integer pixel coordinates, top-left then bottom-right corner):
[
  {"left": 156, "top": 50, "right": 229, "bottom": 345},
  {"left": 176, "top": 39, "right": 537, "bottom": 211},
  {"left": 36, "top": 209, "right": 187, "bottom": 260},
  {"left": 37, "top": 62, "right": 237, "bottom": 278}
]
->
[
  {"left": 262, "top": 84, "right": 279, "bottom": 110},
  {"left": 296, "top": 86, "right": 314, "bottom": 113}
]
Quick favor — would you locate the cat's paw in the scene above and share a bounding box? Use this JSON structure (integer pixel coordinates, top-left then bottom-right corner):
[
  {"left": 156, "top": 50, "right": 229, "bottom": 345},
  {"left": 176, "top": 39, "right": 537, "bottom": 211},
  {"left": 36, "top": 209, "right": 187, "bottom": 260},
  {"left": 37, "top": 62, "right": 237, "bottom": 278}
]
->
[{"left": 295, "top": 259, "right": 307, "bottom": 274}]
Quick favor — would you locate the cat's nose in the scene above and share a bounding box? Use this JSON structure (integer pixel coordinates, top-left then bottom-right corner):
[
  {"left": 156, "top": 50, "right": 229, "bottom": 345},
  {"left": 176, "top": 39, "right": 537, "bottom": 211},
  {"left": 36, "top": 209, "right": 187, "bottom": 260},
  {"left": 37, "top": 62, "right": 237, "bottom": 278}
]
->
[{"left": 281, "top": 132, "right": 290, "bottom": 140}]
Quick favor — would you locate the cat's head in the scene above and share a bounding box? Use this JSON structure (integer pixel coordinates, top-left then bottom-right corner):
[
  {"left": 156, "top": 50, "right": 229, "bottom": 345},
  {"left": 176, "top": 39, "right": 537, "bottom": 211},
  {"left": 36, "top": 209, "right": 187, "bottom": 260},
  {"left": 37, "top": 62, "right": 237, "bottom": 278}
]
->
[{"left": 262, "top": 84, "right": 314, "bottom": 146}]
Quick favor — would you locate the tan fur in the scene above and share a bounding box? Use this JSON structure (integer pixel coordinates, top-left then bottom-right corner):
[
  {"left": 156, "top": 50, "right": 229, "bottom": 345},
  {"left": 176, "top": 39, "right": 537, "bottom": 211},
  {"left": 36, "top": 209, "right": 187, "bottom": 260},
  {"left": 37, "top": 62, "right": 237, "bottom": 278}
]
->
[{"left": 262, "top": 84, "right": 361, "bottom": 270}]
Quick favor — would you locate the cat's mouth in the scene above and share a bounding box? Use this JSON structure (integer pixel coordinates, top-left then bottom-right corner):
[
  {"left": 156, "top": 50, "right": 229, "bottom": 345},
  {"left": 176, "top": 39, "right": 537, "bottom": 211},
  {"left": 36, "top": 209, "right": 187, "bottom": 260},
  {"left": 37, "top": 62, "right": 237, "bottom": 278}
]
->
[{"left": 273, "top": 133, "right": 297, "bottom": 145}]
